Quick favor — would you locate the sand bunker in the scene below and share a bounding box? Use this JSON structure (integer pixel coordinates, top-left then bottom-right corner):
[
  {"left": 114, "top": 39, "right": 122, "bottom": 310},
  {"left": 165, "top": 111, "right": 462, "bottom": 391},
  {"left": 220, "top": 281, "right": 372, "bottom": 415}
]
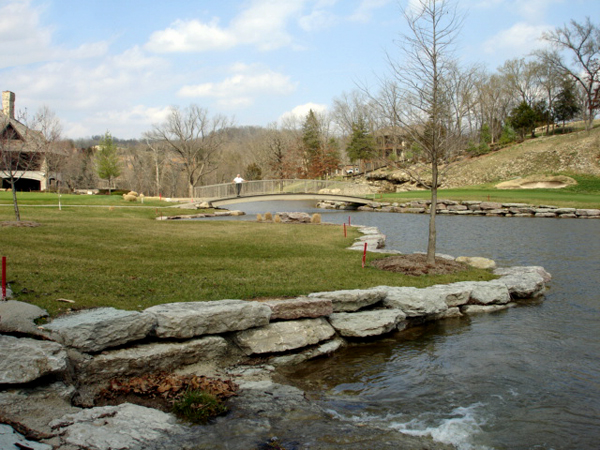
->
[{"left": 496, "top": 175, "right": 577, "bottom": 190}]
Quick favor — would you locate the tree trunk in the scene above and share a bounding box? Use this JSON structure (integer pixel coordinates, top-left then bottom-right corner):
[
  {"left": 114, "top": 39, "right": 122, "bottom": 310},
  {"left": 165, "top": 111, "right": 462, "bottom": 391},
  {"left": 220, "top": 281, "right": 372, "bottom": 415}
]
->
[
  {"left": 11, "top": 182, "right": 21, "bottom": 222},
  {"left": 426, "top": 160, "right": 438, "bottom": 265}
]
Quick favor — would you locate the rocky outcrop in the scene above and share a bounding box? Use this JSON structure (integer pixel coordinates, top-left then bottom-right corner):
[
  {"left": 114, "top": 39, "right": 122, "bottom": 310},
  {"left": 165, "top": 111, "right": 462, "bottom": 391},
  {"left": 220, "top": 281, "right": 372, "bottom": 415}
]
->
[{"left": 318, "top": 199, "right": 600, "bottom": 219}]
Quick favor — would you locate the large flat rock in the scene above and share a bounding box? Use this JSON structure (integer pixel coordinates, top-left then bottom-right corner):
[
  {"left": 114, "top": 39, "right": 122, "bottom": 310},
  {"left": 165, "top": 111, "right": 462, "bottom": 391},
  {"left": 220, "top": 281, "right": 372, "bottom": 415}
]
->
[
  {"left": 233, "top": 318, "right": 336, "bottom": 355},
  {"left": 329, "top": 309, "right": 407, "bottom": 337},
  {"left": 145, "top": 300, "right": 271, "bottom": 339},
  {"left": 43, "top": 307, "right": 155, "bottom": 353},
  {"left": 0, "top": 335, "right": 68, "bottom": 384}
]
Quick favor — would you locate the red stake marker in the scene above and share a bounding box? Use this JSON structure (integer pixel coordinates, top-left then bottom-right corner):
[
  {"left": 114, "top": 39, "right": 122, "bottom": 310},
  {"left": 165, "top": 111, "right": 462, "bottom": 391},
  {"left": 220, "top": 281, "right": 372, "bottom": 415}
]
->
[
  {"left": 362, "top": 242, "right": 367, "bottom": 268},
  {"left": 2, "top": 256, "right": 6, "bottom": 300},
  {"left": 343, "top": 223, "right": 347, "bottom": 237},
  {"left": 348, "top": 216, "right": 351, "bottom": 226}
]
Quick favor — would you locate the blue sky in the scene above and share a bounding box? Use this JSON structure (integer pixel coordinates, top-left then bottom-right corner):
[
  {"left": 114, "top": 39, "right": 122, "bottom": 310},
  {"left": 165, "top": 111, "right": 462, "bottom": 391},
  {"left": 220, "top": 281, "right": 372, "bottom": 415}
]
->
[{"left": 1, "top": 0, "right": 598, "bottom": 139}]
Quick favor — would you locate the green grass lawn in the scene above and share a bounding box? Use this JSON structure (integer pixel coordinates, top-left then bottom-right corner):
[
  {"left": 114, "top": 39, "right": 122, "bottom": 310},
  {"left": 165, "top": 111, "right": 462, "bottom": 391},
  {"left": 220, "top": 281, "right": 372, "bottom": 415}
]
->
[
  {"left": 372, "top": 174, "right": 600, "bottom": 208},
  {"left": 0, "top": 196, "right": 495, "bottom": 317}
]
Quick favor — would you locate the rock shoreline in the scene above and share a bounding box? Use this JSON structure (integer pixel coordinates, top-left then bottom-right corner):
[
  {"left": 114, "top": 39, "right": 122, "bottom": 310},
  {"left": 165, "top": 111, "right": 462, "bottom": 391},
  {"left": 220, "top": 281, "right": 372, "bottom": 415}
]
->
[
  {"left": 0, "top": 227, "right": 551, "bottom": 450},
  {"left": 318, "top": 199, "right": 600, "bottom": 218}
]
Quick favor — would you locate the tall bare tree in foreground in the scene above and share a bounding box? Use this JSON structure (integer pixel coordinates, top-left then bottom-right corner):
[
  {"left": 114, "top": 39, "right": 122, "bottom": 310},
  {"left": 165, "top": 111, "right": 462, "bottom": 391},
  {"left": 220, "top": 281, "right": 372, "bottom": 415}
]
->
[
  {"left": 147, "top": 105, "right": 233, "bottom": 198},
  {"left": 378, "top": 0, "right": 464, "bottom": 264}
]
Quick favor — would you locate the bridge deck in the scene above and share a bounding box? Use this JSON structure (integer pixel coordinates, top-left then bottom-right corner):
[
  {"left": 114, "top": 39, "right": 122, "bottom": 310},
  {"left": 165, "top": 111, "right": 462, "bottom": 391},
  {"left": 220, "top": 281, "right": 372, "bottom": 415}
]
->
[{"left": 207, "top": 192, "right": 373, "bottom": 207}]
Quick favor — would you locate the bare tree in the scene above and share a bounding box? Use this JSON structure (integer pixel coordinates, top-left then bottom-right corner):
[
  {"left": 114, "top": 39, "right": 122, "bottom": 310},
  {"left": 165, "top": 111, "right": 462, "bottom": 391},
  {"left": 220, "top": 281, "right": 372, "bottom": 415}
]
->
[
  {"left": 474, "top": 72, "right": 513, "bottom": 144},
  {"left": 377, "top": 0, "right": 465, "bottom": 264},
  {"left": 33, "top": 105, "right": 64, "bottom": 191},
  {"left": 0, "top": 108, "right": 46, "bottom": 221},
  {"left": 537, "top": 17, "right": 600, "bottom": 130},
  {"left": 147, "top": 105, "right": 234, "bottom": 198}
]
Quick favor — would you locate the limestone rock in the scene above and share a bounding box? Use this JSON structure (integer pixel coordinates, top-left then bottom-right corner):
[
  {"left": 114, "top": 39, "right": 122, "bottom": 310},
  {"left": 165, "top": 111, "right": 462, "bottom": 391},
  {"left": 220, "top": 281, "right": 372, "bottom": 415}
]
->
[
  {"left": 427, "top": 283, "right": 473, "bottom": 307},
  {"left": 43, "top": 307, "right": 155, "bottom": 353},
  {"left": 262, "top": 296, "right": 333, "bottom": 320},
  {"left": 49, "top": 403, "right": 186, "bottom": 450},
  {"left": 455, "top": 256, "right": 497, "bottom": 269},
  {"left": 468, "top": 280, "right": 511, "bottom": 305},
  {"left": 461, "top": 303, "right": 515, "bottom": 314},
  {"left": 479, "top": 201, "right": 503, "bottom": 210},
  {"left": 277, "top": 212, "right": 311, "bottom": 223},
  {"left": 75, "top": 336, "right": 231, "bottom": 385},
  {"left": 329, "top": 309, "right": 407, "bottom": 337},
  {"left": 381, "top": 286, "right": 449, "bottom": 317},
  {"left": 308, "top": 288, "right": 386, "bottom": 312},
  {"left": 270, "top": 337, "right": 346, "bottom": 366},
  {"left": 0, "top": 300, "right": 48, "bottom": 335},
  {"left": 0, "top": 335, "right": 68, "bottom": 384},
  {"left": 233, "top": 318, "right": 336, "bottom": 355},
  {"left": 494, "top": 266, "right": 551, "bottom": 298},
  {"left": 0, "top": 424, "right": 52, "bottom": 450},
  {"left": 494, "top": 266, "right": 552, "bottom": 283},
  {"left": 145, "top": 300, "right": 271, "bottom": 339}
]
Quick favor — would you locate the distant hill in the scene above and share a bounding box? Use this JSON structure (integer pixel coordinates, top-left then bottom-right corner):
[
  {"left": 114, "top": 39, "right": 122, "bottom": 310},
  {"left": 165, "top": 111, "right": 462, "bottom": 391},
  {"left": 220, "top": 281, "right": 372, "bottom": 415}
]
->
[{"left": 443, "top": 126, "right": 600, "bottom": 188}]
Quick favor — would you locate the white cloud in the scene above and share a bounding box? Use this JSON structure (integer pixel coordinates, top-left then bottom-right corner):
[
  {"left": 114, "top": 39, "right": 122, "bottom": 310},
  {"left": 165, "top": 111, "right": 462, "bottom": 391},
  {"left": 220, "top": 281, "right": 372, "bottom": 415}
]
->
[
  {"left": 278, "top": 102, "right": 328, "bottom": 124},
  {"left": 178, "top": 64, "right": 297, "bottom": 109},
  {"left": 145, "top": 0, "right": 309, "bottom": 53},
  {"left": 144, "top": 18, "right": 237, "bottom": 53},
  {"left": 482, "top": 22, "right": 551, "bottom": 59}
]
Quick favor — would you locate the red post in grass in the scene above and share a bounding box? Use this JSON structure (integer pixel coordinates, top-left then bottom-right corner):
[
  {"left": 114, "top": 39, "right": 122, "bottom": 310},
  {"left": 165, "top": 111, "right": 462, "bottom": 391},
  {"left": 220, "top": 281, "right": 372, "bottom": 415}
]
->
[
  {"left": 2, "top": 256, "right": 6, "bottom": 300},
  {"left": 362, "top": 242, "right": 367, "bottom": 268},
  {"left": 348, "top": 216, "right": 351, "bottom": 226},
  {"left": 343, "top": 223, "right": 347, "bottom": 238}
]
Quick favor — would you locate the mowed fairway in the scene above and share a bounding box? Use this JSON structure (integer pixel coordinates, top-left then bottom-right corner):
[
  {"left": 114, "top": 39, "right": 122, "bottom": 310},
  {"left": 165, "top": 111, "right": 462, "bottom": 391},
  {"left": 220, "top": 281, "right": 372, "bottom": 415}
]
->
[{"left": 0, "top": 197, "right": 495, "bottom": 316}]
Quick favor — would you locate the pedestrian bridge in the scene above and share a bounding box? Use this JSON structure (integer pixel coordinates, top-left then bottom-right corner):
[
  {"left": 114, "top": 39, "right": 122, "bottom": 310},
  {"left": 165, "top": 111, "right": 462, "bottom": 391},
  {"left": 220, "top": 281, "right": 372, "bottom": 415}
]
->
[{"left": 194, "top": 179, "right": 375, "bottom": 208}]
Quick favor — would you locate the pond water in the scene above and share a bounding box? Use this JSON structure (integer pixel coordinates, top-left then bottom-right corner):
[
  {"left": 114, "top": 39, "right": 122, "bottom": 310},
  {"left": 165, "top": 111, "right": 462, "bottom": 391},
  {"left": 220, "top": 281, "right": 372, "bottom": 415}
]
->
[{"left": 208, "top": 200, "right": 600, "bottom": 450}]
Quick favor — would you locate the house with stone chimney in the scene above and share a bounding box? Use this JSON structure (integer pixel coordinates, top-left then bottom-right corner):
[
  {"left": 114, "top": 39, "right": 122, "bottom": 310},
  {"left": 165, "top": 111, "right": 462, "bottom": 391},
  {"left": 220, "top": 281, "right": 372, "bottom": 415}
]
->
[{"left": 0, "top": 90, "right": 62, "bottom": 191}]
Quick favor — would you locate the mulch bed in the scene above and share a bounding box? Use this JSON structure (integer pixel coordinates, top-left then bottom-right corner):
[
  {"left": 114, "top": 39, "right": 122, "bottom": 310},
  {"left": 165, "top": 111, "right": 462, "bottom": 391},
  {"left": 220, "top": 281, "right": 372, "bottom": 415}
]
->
[
  {"left": 371, "top": 253, "right": 468, "bottom": 276},
  {"left": 94, "top": 372, "right": 238, "bottom": 413},
  {"left": 0, "top": 221, "right": 41, "bottom": 227}
]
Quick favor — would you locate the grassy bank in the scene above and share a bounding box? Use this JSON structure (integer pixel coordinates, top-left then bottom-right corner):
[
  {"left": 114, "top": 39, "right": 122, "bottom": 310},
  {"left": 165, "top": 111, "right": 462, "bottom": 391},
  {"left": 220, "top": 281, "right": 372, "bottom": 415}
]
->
[
  {"left": 373, "top": 174, "right": 600, "bottom": 208},
  {"left": 0, "top": 196, "right": 495, "bottom": 317}
]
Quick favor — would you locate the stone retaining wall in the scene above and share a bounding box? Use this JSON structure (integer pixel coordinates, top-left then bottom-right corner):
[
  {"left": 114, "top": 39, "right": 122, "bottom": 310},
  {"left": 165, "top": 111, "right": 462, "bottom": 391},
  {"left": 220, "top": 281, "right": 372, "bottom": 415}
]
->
[
  {"left": 319, "top": 199, "right": 600, "bottom": 218},
  {"left": 0, "top": 266, "right": 551, "bottom": 392},
  {"left": 0, "top": 227, "right": 552, "bottom": 449}
]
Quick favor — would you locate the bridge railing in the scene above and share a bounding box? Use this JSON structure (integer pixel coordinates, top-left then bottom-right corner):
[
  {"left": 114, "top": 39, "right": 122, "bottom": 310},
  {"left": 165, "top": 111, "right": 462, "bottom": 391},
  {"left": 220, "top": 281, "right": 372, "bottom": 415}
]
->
[{"left": 194, "top": 179, "right": 370, "bottom": 200}]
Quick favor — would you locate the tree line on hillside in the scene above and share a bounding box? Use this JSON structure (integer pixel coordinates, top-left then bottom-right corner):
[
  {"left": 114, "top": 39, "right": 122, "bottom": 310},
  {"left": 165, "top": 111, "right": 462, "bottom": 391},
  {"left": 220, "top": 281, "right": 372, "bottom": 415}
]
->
[{"left": 3, "top": 10, "right": 598, "bottom": 203}]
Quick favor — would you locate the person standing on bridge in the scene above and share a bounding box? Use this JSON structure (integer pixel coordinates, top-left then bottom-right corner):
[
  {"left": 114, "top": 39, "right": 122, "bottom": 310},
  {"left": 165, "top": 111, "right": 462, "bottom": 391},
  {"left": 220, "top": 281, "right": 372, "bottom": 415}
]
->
[{"left": 233, "top": 174, "right": 245, "bottom": 197}]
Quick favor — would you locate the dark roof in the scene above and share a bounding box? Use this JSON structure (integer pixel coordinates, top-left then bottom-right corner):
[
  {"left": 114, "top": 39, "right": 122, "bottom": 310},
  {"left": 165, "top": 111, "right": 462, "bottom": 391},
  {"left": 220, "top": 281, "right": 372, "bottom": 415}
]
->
[{"left": 1, "top": 110, "right": 49, "bottom": 153}]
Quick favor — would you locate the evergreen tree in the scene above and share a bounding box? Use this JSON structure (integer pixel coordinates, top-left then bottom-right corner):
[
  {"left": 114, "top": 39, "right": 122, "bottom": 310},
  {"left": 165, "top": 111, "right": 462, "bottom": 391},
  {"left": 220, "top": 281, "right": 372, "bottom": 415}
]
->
[
  {"left": 554, "top": 77, "right": 580, "bottom": 129},
  {"left": 346, "top": 117, "right": 376, "bottom": 163},
  {"left": 508, "top": 101, "right": 538, "bottom": 140},
  {"left": 96, "top": 131, "right": 122, "bottom": 194}
]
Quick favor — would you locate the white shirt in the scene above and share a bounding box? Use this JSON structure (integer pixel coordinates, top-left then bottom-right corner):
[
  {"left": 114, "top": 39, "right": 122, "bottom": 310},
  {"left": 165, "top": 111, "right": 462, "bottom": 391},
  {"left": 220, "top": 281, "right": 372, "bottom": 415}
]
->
[{"left": 234, "top": 176, "right": 244, "bottom": 184}]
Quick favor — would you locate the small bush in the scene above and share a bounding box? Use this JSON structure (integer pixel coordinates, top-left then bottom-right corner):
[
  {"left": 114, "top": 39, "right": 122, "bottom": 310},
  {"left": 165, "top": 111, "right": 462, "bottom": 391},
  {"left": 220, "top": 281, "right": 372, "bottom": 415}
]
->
[
  {"left": 274, "top": 214, "right": 281, "bottom": 223},
  {"left": 256, "top": 213, "right": 263, "bottom": 222},
  {"left": 171, "top": 389, "right": 228, "bottom": 424},
  {"left": 311, "top": 213, "right": 321, "bottom": 224},
  {"left": 264, "top": 212, "right": 273, "bottom": 221}
]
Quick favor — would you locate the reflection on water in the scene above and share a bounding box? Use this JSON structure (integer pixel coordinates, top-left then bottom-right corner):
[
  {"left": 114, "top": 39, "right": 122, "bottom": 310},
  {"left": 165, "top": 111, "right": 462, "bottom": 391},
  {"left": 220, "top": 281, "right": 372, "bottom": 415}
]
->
[{"left": 215, "top": 200, "right": 600, "bottom": 450}]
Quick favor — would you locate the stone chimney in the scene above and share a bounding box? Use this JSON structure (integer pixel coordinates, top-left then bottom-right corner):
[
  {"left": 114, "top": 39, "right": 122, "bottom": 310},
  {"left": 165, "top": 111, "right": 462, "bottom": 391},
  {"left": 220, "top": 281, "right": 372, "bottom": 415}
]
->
[{"left": 2, "top": 91, "right": 15, "bottom": 119}]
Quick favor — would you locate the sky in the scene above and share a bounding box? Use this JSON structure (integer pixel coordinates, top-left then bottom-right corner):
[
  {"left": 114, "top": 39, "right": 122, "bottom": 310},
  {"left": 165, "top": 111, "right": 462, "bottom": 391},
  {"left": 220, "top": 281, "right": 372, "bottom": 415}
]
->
[{"left": 1, "top": 0, "right": 598, "bottom": 140}]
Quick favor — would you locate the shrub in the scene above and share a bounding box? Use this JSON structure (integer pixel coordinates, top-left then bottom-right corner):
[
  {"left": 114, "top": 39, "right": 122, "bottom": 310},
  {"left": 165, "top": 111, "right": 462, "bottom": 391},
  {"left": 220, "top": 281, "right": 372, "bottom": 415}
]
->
[
  {"left": 264, "top": 212, "right": 273, "bottom": 221},
  {"left": 256, "top": 213, "right": 263, "bottom": 222},
  {"left": 171, "top": 389, "right": 228, "bottom": 424},
  {"left": 311, "top": 213, "right": 321, "bottom": 224},
  {"left": 274, "top": 214, "right": 281, "bottom": 223}
]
